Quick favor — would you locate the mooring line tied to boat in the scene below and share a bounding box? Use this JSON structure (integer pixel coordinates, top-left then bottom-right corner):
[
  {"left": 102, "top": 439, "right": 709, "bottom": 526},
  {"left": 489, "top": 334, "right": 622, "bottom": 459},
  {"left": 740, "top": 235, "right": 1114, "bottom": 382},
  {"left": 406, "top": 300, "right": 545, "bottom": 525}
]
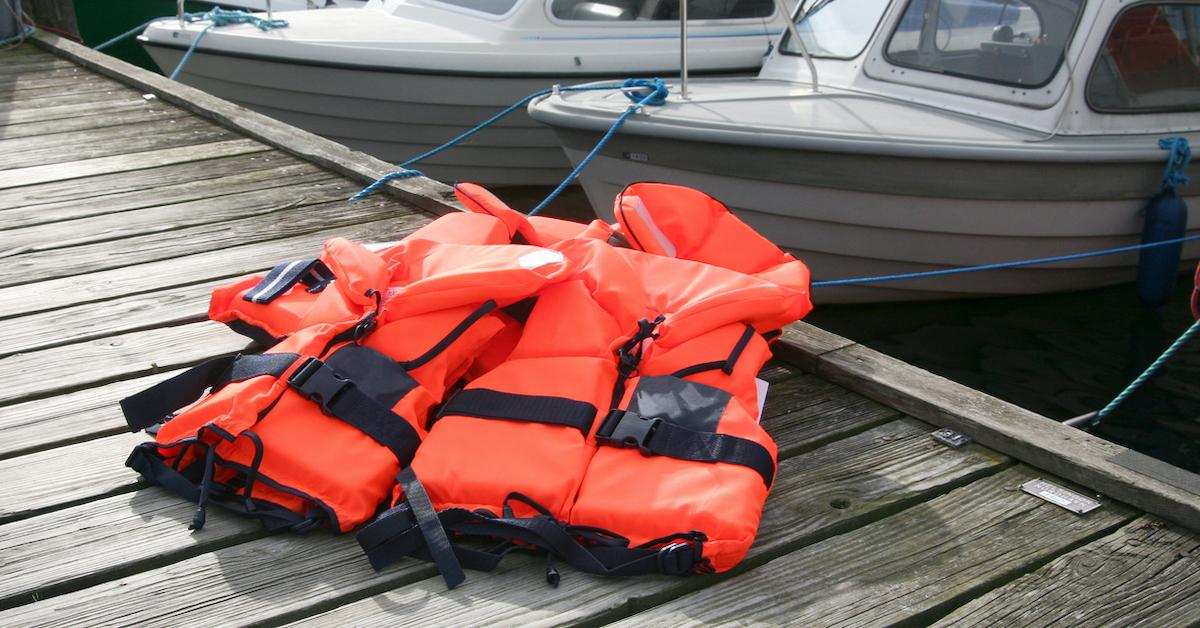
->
[
  {"left": 92, "top": 8, "right": 288, "bottom": 80},
  {"left": 351, "top": 78, "right": 670, "bottom": 212}
]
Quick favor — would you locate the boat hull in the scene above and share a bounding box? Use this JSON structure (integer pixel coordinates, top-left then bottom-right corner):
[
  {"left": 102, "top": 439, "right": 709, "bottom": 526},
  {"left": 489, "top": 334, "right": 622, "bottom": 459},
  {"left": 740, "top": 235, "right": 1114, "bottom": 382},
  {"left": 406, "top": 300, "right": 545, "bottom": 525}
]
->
[
  {"left": 143, "top": 43, "right": 753, "bottom": 186},
  {"left": 549, "top": 127, "right": 1200, "bottom": 303}
]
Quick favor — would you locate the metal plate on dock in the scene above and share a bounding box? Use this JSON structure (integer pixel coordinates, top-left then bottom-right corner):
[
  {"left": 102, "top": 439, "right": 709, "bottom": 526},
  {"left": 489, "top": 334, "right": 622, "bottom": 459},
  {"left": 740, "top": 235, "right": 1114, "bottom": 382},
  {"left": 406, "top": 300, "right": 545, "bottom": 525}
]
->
[
  {"left": 1021, "top": 479, "right": 1102, "bottom": 514},
  {"left": 931, "top": 428, "right": 971, "bottom": 448}
]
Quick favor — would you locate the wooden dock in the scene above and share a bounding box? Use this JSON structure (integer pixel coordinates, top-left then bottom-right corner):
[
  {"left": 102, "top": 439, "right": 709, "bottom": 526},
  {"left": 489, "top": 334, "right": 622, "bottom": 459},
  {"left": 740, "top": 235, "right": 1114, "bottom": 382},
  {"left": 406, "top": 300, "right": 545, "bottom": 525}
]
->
[{"left": 2, "top": 34, "right": 1199, "bottom": 627}]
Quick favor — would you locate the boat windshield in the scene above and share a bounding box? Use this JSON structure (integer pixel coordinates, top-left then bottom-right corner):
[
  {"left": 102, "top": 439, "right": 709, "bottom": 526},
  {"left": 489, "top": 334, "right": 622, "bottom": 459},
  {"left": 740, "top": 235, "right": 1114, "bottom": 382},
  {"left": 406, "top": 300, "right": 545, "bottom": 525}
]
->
[
  {"left": 781, "top": 0, "right": 893, "bottom": 59},
  {"left": 885, "top": 0, "right": 1085, "bottom": 87},
  {"left": 429, "top": 0, "right": 521, "bottom": 15}
]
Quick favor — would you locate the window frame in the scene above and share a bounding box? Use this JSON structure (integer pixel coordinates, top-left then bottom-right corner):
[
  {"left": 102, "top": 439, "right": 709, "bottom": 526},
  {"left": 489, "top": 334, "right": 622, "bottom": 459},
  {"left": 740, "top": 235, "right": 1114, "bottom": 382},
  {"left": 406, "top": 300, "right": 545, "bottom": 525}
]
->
[
  {"left": 777, "top": 0, "right": 894, "bottom": 60},
  {"left": 880, "top": 0, "right": 1085, "bottom": 90},
  {"left": 543, "top": 0, "right": 779, "bottom": 26},
  {"left": 1085, "top": 1, "right": 1200, "bottom": 115}
]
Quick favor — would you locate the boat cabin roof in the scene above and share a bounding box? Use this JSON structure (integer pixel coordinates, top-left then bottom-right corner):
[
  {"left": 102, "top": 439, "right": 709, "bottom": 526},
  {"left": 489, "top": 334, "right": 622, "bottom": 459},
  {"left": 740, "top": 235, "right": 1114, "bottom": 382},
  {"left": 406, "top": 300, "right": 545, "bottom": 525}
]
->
[{"left": 758, "top": 0, "right": 1200, "bottom": 135}]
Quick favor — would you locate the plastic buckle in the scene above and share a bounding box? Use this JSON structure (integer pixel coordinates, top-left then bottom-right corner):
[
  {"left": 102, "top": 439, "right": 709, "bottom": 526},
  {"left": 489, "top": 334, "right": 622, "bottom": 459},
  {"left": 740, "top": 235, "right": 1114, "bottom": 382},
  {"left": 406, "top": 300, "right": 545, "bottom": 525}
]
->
[
  {"left": 287, "top": 357, "right": 349, "bottom": 415},
  {"left": 596, "top": 410, "right": 660, "bottom": 454},
  {"left": 656, "top": 541, "right": 700, "bottom": 576}
]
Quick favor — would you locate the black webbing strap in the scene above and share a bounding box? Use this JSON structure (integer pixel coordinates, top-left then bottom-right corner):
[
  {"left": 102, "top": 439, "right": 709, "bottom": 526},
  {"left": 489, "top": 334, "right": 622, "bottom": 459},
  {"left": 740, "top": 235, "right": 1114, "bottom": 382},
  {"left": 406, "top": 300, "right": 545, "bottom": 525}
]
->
[
  {"left": 242, "top": 258, "right": 334, "bottom": 304},
  {"left": 357, "top": 505, "right": 509, "bottom": 574},
  {"left": 401, "top": 300, "right": 498, "bottom": 370},
  {"left": 120, "top": 353, "right": 300, "bottom": 432},
  {"left": 670, "top": 325, "right": 758, "bottom": 379},
  {"left": 125, "top": 443, "right": 309, "bottom": 533},
  {"left": 596, "top": 410, "right": 776, "bottom": 487},
  {"left": 286, "top": 358, "right": 421, "bottom": 466},
  {"left": 397, "top": 468, "right": 465, "bottom": 589},
  {"left": 436, "top": 389, "right": 597, "bottom": 435}
]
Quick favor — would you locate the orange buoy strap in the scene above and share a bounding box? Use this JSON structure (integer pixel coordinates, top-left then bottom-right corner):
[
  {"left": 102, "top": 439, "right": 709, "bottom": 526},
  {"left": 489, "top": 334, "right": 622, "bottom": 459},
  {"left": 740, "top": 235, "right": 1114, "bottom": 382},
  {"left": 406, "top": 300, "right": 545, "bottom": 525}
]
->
[
  {"left": 242, "top": 258, "right": 335, "bottom": 305},
  {"left": 121, "top": 352, "right": 300, "bottom": 432}
]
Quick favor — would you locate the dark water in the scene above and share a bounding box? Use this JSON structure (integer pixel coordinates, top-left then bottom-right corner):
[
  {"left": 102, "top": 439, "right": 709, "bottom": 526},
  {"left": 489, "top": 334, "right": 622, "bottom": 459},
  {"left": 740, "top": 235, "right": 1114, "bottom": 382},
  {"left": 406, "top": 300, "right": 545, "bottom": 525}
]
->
[
  {"left": 807, "top": 279, "right": 1200, "bottom": 474},
  {"left": 84, "top": 11, "right": 1199, "bottom": 474}
]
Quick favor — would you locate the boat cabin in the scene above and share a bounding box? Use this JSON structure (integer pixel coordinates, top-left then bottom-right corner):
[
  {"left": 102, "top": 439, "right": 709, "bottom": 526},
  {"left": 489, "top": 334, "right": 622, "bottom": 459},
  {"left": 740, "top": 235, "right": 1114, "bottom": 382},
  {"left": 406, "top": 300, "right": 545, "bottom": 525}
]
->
[
  {"left": 372, "top": 0, "right": 778, "bottom": 25},
  {"left": 759, "top": 0, "right": 1200, "bottom": 135}
]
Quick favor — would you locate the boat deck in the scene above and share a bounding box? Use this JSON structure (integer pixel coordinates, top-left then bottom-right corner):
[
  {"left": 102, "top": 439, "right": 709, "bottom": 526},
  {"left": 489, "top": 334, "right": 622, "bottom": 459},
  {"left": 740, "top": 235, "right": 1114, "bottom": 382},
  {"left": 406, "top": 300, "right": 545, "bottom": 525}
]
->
[{"left": 1, "top": 36, "right": 1199, "bottom": 627}]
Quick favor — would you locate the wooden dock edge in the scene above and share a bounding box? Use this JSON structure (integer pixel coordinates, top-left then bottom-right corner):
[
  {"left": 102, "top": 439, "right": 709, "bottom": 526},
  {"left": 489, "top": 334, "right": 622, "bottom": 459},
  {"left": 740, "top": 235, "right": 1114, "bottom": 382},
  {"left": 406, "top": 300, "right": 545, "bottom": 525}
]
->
[
  {"left": 776, "top": 322, "right": 1200, "bottom": 534},
  {"left": 27, "top": 31, "right": 462, "bottom": 218}
]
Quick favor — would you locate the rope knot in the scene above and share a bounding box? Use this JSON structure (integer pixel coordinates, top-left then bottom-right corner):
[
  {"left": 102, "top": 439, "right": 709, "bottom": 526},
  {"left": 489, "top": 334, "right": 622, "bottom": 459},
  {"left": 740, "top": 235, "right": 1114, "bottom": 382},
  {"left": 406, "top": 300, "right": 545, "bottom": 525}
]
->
[
  {"left": 1158, "top": 136, "right": 1192, "bottom": 192},
  {"left": 622, "top": 78, "right": 668, "bottom": 107}
]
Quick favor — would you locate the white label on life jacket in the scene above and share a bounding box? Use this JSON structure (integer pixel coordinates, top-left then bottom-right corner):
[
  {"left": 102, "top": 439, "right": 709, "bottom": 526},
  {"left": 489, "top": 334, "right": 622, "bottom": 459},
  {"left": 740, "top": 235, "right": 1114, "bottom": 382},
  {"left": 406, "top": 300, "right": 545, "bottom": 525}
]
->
[
  {"left": 755, "top": 378, "right": 769, "bottom": 423},
  {"left": 363, "top": 241, "right": 401, "bottom": 252},
  {"left": 518, "top": 249, "right": 564, "bottom": 270}
]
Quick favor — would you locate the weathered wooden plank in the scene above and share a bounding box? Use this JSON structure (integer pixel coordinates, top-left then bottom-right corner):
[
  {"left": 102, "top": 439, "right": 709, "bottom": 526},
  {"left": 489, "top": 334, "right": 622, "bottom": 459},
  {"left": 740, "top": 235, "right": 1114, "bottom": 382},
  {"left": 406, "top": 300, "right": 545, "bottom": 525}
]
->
[
  {"left": 0, "top": 322, "right": 251, "bottom": 406},
  {"left": 3, "top": 173, "right": 346, "bottom": 254},
  {"left": 0, "top": 280, "right": 214, "bottom": 357},
  {"left": 0, "top": 64, "right": 87, "bottom": 88},
  {"left": 0, "top": 138, "right": 267, "bottom": 190},
  {"left": 0, "top": 213, "right": 429, "bottom": 320},
  {"left": 0, "top": 116, "right": 238, "bottom": 171},
  {"left": 0, "top": 149, "right": 286, "bottom": 218},
  {"left": 0, "top": 418, "right": 1008, "bottom": 626},
  {"left": 0, "top": 57, "right": 76, "bottom": 77},
  {"left": 32, "top": 32, "right": 463, "bottom": 217},
  {"left": 932, "top": 516, "right": 1200, "bottom": 627},
  {"left": 605, "top": 466, "right": 1137, "bottom": 628},
  {"left": 804, "top": 340, "right": 1200, "bottom": 534},
  {"left": 2, "top": 194, "right": 413, "bottom": 287},
  {"left": 0, "top": 98, "right": 187, "bottom": 141},
  {"left": 0, "top": 488, "right": 265, "bottom": 611},
  {"left": 0, "top": 432, "right": 146, "bottom": 523},
  {"left": 0, "top": 370, "right": 177, "bottom": 460},
  {"left": 283, "top": 419, "right": 1011, "bottom": 628},
  {"left": 0, "top": 82, "right": 140, "bottom": 113},
  {"left": 0, "top": 92, "right": 164, "bottom": 126},
  {"left": 764, "top": 373, "right": 901, "bottom": 456},
  {"left": 773, "top": 321, "right": 856, "bottom": 373},
  {"left": 2, "top": 77, "right": 117, "bottom": 104}
]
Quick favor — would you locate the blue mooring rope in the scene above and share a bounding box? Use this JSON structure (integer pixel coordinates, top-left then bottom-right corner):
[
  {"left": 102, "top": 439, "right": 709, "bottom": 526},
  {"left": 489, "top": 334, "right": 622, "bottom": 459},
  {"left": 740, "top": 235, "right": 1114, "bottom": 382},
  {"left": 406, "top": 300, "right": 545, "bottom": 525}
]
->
[
  {"left": 1159, "top": 136, "right": 1192, "bottom": 192},
  {"left": 351, "top": 78, "right": 669, "bottom": 207},
  {"left": 168, "top": 9, "right": 288, "bottom": 80},
  {"left": 811, "top": 234, "right": 1200, "bottom": 287},
  {"left": 0, "top": 24, "right": 34, "bottom": 47}
]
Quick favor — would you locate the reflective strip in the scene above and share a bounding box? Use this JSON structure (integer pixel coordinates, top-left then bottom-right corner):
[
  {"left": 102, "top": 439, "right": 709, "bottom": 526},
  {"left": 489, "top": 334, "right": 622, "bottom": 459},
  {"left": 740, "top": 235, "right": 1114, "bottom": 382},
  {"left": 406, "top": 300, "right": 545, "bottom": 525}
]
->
[{"left": 629, "top": 196, "right": 677, "bottom": 258}]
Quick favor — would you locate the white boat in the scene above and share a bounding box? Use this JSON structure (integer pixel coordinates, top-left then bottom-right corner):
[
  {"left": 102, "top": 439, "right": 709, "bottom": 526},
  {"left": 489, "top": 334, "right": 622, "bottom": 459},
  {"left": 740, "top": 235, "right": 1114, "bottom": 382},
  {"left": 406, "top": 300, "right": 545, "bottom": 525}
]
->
[
  {"left": 529, "top": 0, "right": 1200, "bottom": 302},
  {"left": 139, "top": 0, "right": 788, "bottom": 185}
]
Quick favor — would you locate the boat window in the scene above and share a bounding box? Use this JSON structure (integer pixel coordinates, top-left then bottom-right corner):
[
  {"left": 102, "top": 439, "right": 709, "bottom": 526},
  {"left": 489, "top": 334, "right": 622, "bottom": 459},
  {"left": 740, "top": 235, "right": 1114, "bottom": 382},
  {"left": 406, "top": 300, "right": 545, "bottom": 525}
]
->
[
  {"left": 884, "top": 0, "right": 1084, "bottom": 87},
  {"left": 780, "top": 0, "right": 892, "bottom": 59},
  {"left": 432, "top": 0, "right": 520, "bottom": 15},
  {"left": 549, "top": 0, "right": 773, "bottom": 21},
  {"left": 1088, "top": 4, "right": 1200, "bottom": 113}
]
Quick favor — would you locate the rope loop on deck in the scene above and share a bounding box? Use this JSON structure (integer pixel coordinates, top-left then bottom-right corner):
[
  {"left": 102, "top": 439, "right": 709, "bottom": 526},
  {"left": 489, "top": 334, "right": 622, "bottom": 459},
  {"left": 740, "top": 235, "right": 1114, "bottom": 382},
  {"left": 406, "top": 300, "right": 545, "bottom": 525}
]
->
[
  {"left": 349, "top": 169, "right": 425, "bottom": 202},
  {"left": 1159, "top": 137, "right": 1192, "bottom": 192},
  {"left": 351, "top": 79, "right": 669, "bottom": 208}
]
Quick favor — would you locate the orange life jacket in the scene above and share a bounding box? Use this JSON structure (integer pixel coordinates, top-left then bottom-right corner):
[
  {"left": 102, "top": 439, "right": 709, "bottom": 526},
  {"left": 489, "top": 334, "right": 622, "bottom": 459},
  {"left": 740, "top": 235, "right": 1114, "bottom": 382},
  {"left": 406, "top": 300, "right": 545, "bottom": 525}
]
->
[
  {"left": 357, "top": 186, "right": 811, "bottom": 586},
  {"left": 124, "top": 238, "right": 568, "bottom": 534}
]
